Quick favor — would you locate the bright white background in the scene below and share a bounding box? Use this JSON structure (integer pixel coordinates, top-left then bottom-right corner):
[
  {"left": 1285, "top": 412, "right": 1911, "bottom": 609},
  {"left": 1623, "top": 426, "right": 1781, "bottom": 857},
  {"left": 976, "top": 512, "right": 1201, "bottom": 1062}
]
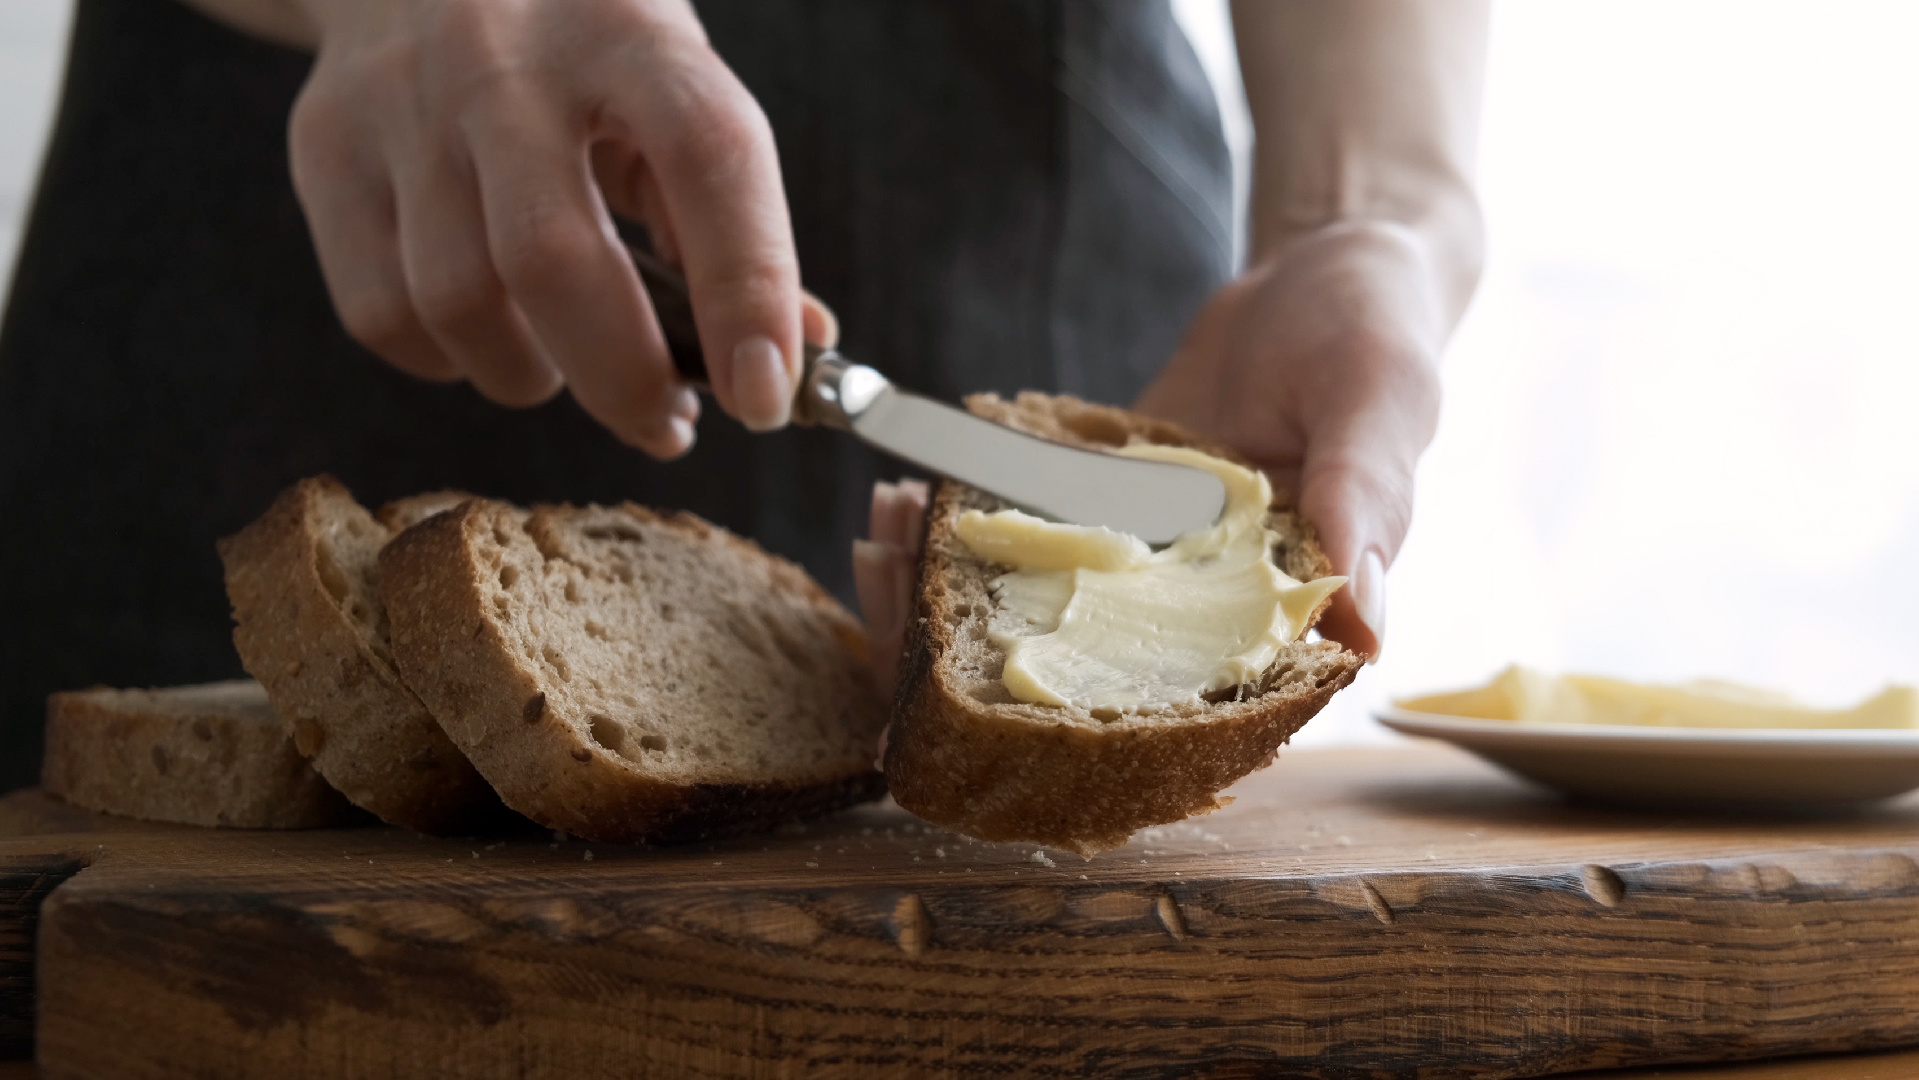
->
[{"left": 5, "top": 2, "right": 1916, "bottom": 741}]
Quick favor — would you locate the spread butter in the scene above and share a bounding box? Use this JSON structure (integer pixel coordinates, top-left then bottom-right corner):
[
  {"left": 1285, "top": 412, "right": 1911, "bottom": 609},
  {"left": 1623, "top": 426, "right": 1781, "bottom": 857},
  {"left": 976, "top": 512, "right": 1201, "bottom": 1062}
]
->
[{"left": 955, "top": 444, "right": 1345, "bottom": 710}]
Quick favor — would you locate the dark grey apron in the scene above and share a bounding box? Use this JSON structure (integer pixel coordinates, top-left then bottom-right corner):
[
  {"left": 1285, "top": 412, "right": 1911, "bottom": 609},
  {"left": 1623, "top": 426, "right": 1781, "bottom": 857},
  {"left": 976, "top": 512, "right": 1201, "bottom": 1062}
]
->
[{"left": 0, "top": 0, "right": 1230, "bottom": 788}]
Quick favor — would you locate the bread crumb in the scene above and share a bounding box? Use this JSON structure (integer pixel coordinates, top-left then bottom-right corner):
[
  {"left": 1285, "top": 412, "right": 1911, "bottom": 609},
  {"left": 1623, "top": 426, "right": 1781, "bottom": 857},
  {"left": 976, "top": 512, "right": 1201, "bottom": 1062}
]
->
[
  {"left": 1029, "top": 850, "right": 1056, "bottom": 868},
  {"left": 471, "top": 851, "right": 479, "bottom": 859},
  {"left": 805, "top": 860, "right": 819, "bottom": 868}
]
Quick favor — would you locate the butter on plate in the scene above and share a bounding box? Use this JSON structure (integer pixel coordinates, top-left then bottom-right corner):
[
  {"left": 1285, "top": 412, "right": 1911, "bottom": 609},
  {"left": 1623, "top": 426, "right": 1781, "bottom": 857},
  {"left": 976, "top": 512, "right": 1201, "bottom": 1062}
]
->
[{"left": 1401, "top": 665, "right": 1919, "bottom": 730}]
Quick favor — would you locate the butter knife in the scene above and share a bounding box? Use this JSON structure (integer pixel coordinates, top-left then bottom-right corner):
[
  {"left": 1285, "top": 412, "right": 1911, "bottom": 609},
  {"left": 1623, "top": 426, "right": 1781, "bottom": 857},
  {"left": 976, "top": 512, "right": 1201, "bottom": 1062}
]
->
[{"left": 628, "top": 248, "right": 1225, "bottom": 545}]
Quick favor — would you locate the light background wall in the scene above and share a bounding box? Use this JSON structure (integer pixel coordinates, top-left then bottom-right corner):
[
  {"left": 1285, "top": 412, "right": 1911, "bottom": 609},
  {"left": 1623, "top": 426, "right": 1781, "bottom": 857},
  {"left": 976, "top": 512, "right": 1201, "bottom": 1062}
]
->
[
  {"left": 4, "top": 2, "right": 1915, "bottom": 740},
  {"left": 0, "top": 0, "right": 69, "bottom": 299}
]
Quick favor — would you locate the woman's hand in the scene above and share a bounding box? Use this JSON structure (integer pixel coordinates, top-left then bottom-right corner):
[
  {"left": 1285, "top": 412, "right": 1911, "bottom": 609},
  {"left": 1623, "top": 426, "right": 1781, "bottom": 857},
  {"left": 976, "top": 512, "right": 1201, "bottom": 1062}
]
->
[
  {"left": 847, "top": 225, "right": 1453, "bottom": 681},
  {"left": 1135, "top": 221, "right": 1452, "bottom": 660},
  {"left": 280, "top": 0, "right": 809, "bottom": 457}
]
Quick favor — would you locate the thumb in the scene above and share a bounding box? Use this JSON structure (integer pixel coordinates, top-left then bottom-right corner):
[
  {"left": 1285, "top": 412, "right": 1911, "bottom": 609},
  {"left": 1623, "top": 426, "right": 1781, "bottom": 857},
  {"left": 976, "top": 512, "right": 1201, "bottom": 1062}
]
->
[
  {"left": 1293, "top": 371, "right": 1435, "bottom": 660},
  {"left": 1297, "top": 452, "right": 1411, "bottom": 662}
]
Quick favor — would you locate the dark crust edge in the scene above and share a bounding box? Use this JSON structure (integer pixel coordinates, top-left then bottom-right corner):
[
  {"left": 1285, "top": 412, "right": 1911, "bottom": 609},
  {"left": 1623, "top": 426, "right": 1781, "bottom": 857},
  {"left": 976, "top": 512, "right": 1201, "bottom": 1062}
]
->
[
  {"left": 380, "top": 500, "right": 885, "bottom": 847},
  {"left": 883, "top": 392, "right": 1366, "bottom": 855}
]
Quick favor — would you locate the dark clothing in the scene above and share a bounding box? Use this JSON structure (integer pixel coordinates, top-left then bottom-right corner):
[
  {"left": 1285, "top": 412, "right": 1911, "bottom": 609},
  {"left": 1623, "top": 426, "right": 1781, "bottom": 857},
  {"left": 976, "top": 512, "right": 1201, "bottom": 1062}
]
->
[{"left": 0, "top": 0, "right": 1230, "bottom": 789}]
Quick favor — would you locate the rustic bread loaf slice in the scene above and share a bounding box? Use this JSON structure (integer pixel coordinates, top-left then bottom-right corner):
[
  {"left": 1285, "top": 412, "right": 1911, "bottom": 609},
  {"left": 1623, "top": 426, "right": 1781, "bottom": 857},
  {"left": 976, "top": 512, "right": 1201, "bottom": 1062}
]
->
[
  {"left": 883, "top": 392, "right": 1364, "bottom": 856},
  {"left": 380, "top": 500, "right": 888, "bottom": 844},
  {"left": 41, "top": 680, "right": 362, "bottom": 828},
  {"left": 217, "top": 477, "right": 501, "bottom": 833}
]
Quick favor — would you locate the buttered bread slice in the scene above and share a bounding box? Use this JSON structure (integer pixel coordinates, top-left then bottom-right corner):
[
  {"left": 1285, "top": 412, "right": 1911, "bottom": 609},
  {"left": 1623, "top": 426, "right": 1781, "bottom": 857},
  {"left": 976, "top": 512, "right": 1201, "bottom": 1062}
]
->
[{"left": 884, "top": 392, "right": 1363, "bottom": 855}]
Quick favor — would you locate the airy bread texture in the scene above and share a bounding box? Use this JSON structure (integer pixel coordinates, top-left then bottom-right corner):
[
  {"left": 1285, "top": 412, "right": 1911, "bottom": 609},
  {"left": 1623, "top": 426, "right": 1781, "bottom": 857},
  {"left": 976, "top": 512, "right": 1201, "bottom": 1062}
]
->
[
  {"left": 41, "top": 680, "right": 361, "bottom": 828},
  {"left": 380, "top": 500, "right": 888, "bottom": 844},
  {"left": 884, "top": 392, "right": 1364, "bottom": 855},
  {"left": 218, "top": 477, "right": 501, "bottom": 833}
]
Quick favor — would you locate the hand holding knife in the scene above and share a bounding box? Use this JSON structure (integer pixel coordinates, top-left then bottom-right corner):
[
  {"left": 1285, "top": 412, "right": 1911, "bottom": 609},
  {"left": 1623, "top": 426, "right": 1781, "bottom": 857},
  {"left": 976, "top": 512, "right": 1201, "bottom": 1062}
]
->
[{"left": 627, "top": 248, "right": 1226, "bottom": 545}]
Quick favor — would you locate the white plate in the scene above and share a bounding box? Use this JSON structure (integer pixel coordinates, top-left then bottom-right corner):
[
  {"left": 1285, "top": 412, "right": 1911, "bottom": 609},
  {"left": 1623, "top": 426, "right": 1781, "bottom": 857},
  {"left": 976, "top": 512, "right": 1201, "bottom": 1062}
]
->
[{"left": 1374, "top": 706, "right": 1919, "bottom": 808}]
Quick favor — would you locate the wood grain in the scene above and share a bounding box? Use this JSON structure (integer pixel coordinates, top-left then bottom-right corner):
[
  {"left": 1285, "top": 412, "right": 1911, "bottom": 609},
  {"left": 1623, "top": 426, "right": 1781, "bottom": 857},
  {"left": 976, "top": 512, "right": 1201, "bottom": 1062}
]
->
[
  {"left": 11, "top": 744, "right": 1919, "bottom": 1078},
  {"left": 1579, "top": 1047, "right": 1919, "bottom": 1078}
]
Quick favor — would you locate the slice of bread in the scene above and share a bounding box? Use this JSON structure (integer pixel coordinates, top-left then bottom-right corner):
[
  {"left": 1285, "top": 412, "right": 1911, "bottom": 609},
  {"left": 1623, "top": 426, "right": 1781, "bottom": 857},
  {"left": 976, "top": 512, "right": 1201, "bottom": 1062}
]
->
[
  {"left": 41, "top": 680, "right": 362, "bottom": 828},
  {"left": 218, "top": 477, "right": 502, "bottom": 833},
  {"left": 379, "top": 500, "right": 889, "bottom": 844},
  {"left": 883, "top": 392, "right": 1364, "bottom": 855}
]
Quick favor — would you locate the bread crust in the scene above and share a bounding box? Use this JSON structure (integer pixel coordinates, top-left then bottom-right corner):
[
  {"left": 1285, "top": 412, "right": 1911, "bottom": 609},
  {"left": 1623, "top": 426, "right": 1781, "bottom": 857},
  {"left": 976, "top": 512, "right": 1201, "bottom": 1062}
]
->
[
  {"left": 217, "top": 477, "right": 501, "bottom": 833},
  {"left": 884, "top": 392, "right": 1364, "bottom": 855},
  {"left": 41, "top": 681, "right": 361, "bottom": 829},
  {"left": 380, "top": 500, "right": 886, "bottom": 845}
]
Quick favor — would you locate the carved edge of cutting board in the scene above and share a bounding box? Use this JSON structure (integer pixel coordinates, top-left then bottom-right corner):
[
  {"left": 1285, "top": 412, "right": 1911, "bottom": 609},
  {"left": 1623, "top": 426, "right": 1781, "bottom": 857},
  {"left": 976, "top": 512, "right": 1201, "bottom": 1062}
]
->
[
  {"left": 1, "top": 849, "right": 88, "bottom": 1061},
  {"left": 27, "top": 843, "right": 1919, "bottom": 1079}
]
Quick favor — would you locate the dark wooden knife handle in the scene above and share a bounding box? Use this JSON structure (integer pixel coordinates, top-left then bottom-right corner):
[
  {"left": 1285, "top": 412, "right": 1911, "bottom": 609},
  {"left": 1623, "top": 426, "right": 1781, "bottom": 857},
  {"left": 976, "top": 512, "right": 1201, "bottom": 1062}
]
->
[{"left": 626, "top": 245, "right": 709, "bottom": 386}]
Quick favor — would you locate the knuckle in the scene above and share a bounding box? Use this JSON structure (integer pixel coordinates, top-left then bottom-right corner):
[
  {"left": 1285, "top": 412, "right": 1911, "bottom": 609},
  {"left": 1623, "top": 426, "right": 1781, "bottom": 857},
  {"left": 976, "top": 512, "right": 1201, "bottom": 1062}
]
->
[
  {"left": 490, "top": 210, "right": 597, "bottom": 292},
  {"left": 335, "top": 290, "right": 417, "bottom": 353},
  {"left": 411, "top": 262, "right": 504, "bottom": 334},
  {"left": 286, "top": 95, "right": 347, "bottom": 196},
  {"left": 646, "top": 63, "right": 772, "bottom": 178},
  {"left": 471, "top": 364, "right": 562, "bottom": 409},
  {"left": 1308, "top": 456, "right": 1416, "bottom": 540}
]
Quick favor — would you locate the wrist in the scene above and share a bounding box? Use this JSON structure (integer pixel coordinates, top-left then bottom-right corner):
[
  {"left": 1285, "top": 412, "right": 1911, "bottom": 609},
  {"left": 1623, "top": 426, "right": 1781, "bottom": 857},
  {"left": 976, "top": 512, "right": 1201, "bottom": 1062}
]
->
[{"left": 1249, "top": 188, "right": 1483, "bottom": 342}]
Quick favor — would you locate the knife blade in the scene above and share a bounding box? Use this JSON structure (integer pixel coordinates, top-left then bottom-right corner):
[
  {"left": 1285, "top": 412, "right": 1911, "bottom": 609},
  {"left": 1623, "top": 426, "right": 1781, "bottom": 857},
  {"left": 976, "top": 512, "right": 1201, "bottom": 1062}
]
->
[{"left": 628, "top": 247, "right": 1226, "bottom": 545}]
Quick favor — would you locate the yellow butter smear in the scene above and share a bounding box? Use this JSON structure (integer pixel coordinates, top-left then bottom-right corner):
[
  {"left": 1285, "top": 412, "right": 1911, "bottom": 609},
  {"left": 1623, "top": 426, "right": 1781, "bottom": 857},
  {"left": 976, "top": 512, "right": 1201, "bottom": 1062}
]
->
[
  {"left": 1402, "top": 665, "right": 1919, "bottom": 729},
  {"left": 954, "top": 445, "right": 1345, "bottom": 711}
]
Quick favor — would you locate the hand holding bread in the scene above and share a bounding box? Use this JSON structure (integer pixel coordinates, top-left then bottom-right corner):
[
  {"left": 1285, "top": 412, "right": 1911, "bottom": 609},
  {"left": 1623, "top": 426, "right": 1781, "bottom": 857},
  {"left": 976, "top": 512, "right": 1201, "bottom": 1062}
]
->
[{"left": 1135, "top": 221, "right": 1466, "bottom": 660}]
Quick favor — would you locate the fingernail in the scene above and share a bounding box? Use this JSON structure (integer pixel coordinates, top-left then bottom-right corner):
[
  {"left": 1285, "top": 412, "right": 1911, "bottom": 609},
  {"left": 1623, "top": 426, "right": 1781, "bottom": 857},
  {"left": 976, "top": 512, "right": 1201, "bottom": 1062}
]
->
[
  {"left": 671, "top": 385, "right": 700, "bottom": 423},
  {"left": 869, "top": 481, "right": 900, "bottom": 542},
  {"left": 732, "top": 335, "right": 792, "bottom": 432},
  {"left": 1354, "top": 549, "right": 1386, "bottom": 664},
  {"left": 668, "top": 415, "right": 695, "bottom": 449},
  {"left": 640, "top": 415, "right": 696, "bottom": 460}
]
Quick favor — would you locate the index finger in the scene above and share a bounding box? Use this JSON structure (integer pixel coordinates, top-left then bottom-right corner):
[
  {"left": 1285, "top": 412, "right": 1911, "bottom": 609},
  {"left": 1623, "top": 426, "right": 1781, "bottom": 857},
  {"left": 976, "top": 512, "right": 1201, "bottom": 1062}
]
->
[
  {"left": 464, "top": 89, "right": 696, "bottom": 458},
  {"left": 600, "top": 51, "right": 803, "bottom": 431}
]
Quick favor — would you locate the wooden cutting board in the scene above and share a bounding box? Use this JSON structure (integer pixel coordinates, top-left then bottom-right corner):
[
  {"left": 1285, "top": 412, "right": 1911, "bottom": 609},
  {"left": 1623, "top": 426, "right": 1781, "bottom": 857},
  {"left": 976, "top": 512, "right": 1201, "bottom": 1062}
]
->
[{"left": 8, "top": 743, "right": 1919, "bottom": 1079}]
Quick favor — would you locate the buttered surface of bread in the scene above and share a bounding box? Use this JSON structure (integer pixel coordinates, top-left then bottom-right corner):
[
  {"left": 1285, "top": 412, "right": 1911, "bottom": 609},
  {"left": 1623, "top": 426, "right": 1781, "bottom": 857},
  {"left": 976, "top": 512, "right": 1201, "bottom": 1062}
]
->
[{"left": 957, "top": 444, "right": 1344, "bottom": 711}]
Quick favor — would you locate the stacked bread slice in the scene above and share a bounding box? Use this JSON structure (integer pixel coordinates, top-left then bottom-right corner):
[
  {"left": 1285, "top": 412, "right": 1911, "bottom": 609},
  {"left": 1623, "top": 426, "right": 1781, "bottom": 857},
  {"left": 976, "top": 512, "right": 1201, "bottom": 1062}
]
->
[
  {"left": 217, "top": 478, "right": 501, "bottom": 832},
  {"left": 41, "top": 680, "right": 361, "bottom": 829},
  {"left": 44, "top": 480, "right": 887, "bottom": 839},
  {"left": 207, "top": 482, "right": 888, "bottom": 839},
  {"left": 380, "top": 500, "right": 887, "bottom": 843}
]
